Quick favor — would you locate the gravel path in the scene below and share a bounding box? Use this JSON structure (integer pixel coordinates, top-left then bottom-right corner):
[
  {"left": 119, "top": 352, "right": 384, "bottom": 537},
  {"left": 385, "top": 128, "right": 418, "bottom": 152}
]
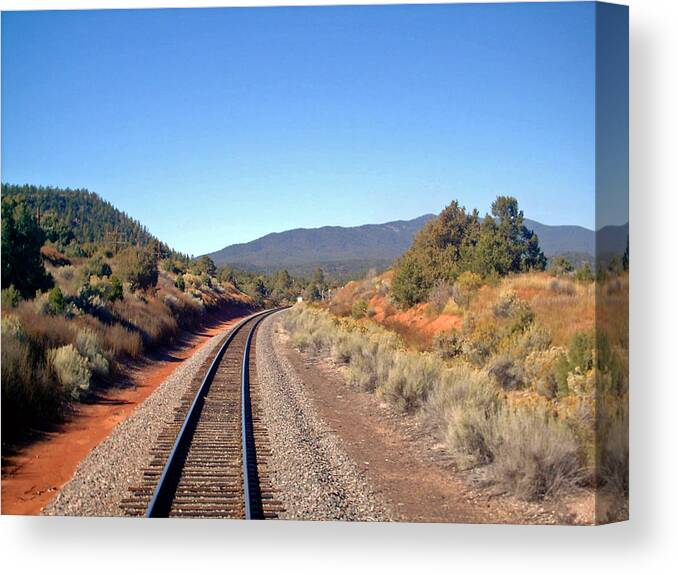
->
[
  {"left": 255, "top": 312, "right": 393, "bottom": 522},
  {"left": 43, "top": 329, "right": 231, "bottom": 517}
]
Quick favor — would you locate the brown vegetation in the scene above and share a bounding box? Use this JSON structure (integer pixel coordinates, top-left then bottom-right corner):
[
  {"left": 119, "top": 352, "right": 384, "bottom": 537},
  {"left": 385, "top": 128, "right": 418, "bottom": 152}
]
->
[
  {"left": 1, "top": 248, "right": 253, "bottom": 444},
  {"left": 287, "top": 265, "right": 628, "bottom": 516}
]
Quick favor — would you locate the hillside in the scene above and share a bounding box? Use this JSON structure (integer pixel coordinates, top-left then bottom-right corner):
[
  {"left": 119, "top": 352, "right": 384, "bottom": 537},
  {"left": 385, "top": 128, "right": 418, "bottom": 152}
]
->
[
  {"left": 206, "top": 215, "right": 436, "bottom": 276},
  {"left": 1, "top": 183, "right": 171, "bottom": 254},
  {"left": 206, "top": 213, "right": 627, "bottom": 277}
]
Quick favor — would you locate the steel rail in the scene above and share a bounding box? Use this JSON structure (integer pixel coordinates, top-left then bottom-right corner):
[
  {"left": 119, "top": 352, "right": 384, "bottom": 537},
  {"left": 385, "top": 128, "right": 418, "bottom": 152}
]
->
[
  {"left": 145, "top": 308, "right": 276, "bottom": 518},
  {"left": 241, "top": 307, "right": 288, "bottom": 519}
]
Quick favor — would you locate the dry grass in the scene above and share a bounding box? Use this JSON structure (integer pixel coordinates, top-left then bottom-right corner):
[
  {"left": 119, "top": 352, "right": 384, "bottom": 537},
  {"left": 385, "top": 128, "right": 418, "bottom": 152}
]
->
[
  {"left": 467, "top": 273, "right": 595, "bottom": 347},
  {"left": 284, "top": 305, "right": 588, "bottom": 500}
]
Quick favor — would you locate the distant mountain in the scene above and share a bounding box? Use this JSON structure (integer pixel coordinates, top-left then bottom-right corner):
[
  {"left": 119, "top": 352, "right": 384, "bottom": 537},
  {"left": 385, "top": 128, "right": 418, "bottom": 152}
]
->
[
  {"left": 523, "top": 219, "right": 594, "bottom": 257},
  {"left": 206, "top": 215, "right": 436, "bottom": 276},
  {"left": 205, "top": 213, "right": 628, "bottom": 277}
]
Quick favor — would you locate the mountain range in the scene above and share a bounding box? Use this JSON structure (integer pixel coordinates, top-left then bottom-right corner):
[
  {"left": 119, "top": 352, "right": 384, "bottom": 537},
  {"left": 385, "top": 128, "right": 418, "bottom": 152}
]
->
[{"left": 206, "top": 214, "right": 628, "bottom": 277}]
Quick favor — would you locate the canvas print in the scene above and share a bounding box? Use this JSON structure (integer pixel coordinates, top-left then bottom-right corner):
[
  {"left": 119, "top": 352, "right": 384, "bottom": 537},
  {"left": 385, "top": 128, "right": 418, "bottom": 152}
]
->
[{"left": 0, "top": 2, "right": 628, "bottom": 524}]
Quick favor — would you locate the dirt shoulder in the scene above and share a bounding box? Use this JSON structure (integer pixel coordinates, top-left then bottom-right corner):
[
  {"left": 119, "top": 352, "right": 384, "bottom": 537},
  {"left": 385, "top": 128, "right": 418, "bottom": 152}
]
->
[
  {"left": 275, "top": 319, "right": 587, "bottom": 525},
  {"left": 1, "top": 305, "right": 250, "bottom": 516}
]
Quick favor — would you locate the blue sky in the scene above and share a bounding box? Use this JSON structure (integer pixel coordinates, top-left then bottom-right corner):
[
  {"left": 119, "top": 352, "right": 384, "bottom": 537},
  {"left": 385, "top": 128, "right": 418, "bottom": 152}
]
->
[{"left": 2, "top": 3, "right": 610, "bottom": 255}]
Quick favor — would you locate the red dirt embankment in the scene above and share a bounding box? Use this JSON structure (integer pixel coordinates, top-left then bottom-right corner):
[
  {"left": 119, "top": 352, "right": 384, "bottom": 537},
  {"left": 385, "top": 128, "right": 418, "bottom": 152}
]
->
[{"left": 1, "top": 306, "right": 250, "bottom": 516}]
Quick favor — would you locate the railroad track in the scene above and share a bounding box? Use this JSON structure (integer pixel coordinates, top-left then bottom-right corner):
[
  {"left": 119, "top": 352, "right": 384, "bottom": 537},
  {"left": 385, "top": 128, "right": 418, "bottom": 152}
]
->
[{"left": 120, "top": 309, "right": 284, "bottom": 519}]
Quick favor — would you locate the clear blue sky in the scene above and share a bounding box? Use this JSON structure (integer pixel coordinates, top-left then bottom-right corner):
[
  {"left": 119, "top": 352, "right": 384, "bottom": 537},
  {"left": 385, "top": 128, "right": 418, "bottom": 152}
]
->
[{"left": 2, "top": 3, "right": 612, "bottom": 255}]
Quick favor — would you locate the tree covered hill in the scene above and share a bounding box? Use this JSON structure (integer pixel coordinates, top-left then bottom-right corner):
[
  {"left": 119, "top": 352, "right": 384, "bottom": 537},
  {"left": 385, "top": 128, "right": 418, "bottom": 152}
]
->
[{"left": 1, "top": 183, "right": 172, "bottom": 255}]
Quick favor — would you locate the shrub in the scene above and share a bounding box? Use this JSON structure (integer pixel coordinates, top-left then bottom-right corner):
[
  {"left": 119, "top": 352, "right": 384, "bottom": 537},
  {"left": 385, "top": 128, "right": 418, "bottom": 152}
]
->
[
  {"left": 103, "top": 323, "right": 143, "bottom": 358},
  {"left": 461, "top": 324, "right": 498, "bottom": 367},
  {"left": 346, "top": 339, "right": 383, "bottom": 391},
  {"left": 433, "top": 329, "right": 464, "bottom": 360},
  {"left": 112, "top": 297, "right": 177, "bottom": 346},
  {"left": 428, "top": 281, "right": 454, "bottom": 313},
  {"left": 524, "top": 348, "right": 566, "bottom": 399},
  {"left": 488, "top": 408, "right": 583, "bottom": 500},
  {"left": 48, "top": 344, "right": 92, "bottom": 399},
  {"left": 40, "top": 244, "right": 71, "bottom": 267},
  {"left": 79, "top": 255, "right": 112, "bottom": 283},
  {"left": 75, "top": 329, "right": 109, "bottom": 378},
  {"left": 48, "top": 286, "right": 66, "bottom": 315},
  {"left": 452, "top": 271, "right": 483, "bottom": 308},
  {"left": 116, "top": 247, "right": 158, "bottom": 291},
  {"left": 1, "top": 321, "right": 63, "bottom": 441},
  {"left": 330, "top": 331, "right": 362, "bottom": 365},
  {"left": 568, "top": 331, "right": 596, "bottom": 372},
  {"left": 549, "top": 278, "right": 575, "bottom": 296},
  {"left": 2, "top": 285, "right": 21, "bottom": 308},
  {"left": 15, "top": 301, "right": 75, "bottom": 349},
  {"left": 162, "top": 259, "right": 182, "bottom": 274},
  {"left": 488, "top": 355, "right": 525, "bottom": 390},
  {"left": 351, "top": 299, "right": 369, "bottom": 319},
  {"left": 492, "top": 290, "right": 521, "bottom": 318},
  {"left": 379, "top": 351, "right": 440, "bottom": 412},
  {"left": 515, "top": 324, "right": 552, "bottom": 355},
  {"left": 426, "top": 364, "right": 499, "bottom": 466},
  {"left": 575, "top": 262, "right": 594, "bottom": 283},
  {"left": 63, "top": 243, "right": 88, "bottom": 257},
  {"left": 175, "top": 274, "right": 186, "bottom": 291},
  {"left": 106, "top": 275, "right": 124, "bottom": 302},
  {"left": 446, "top": 405, "right": 497, "bottom": 468},
  {"left": 284, "top": 305, "right": 584, "bottom": 502},
  {"left": 549, "top": 256, "right": 574, "bottom": 276}
]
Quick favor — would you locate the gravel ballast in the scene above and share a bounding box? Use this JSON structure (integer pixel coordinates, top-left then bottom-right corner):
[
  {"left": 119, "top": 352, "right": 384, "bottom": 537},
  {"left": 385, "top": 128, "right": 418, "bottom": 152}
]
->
[
  {"left": 45, "top": 310, "right": 391, "bottom": 520},
  {"left": 44, "top": 329, "right": 231, "bottom": 517},
  {"left": 254, "top": 312, "right": 392, "bottom": 522}
]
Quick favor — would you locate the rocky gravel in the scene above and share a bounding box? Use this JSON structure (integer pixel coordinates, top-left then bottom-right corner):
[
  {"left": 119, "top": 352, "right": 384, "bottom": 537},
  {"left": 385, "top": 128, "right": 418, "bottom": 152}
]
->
[
  {"left": 45, "top": 310, "right": 392, "bottom": 520},
  {"left": 43, "top": 329, "right": 231, "bottom": 517},
  {"left": 255, "top": 312, "right": 393, "bottom": 522}
]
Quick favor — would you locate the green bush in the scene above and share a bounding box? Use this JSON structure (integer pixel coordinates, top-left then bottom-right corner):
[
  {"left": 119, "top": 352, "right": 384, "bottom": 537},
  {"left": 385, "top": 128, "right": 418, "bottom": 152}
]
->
[
  {"left": 549, "top": 256, "right": 574, "bottom": 276},
  {"left": 116, "top": 247, "right": 158, "bottom": 291},
  {"left": 48, "top": 286, "right": 66, "bottom": 315},
  {"left": 48, "top": 344, "right": 92, "bottom": 399},
  {"left": 174, "top": 273, "right": 186, "bottom": 291},
  {"left": 2, "top": 285, "right": 22, "bottom": 308},
  {"left": 80, "top": 255, "right": 112, "bottom": 282},
  {"left": 106, "top": 275, "right": 124, "bottom": 302},
  {"left": 574, "top": 262, "right": 594, "bottom": 283}
]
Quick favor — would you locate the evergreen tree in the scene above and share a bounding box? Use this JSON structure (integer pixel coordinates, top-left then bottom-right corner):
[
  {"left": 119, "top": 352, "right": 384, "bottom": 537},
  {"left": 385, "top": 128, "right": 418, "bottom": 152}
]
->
[
  {"left": 391, "top": 196, "right": 547, "bottom": 308},
  {"left": 1, "top": 198, "right": 53, "bottom": 297}
]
